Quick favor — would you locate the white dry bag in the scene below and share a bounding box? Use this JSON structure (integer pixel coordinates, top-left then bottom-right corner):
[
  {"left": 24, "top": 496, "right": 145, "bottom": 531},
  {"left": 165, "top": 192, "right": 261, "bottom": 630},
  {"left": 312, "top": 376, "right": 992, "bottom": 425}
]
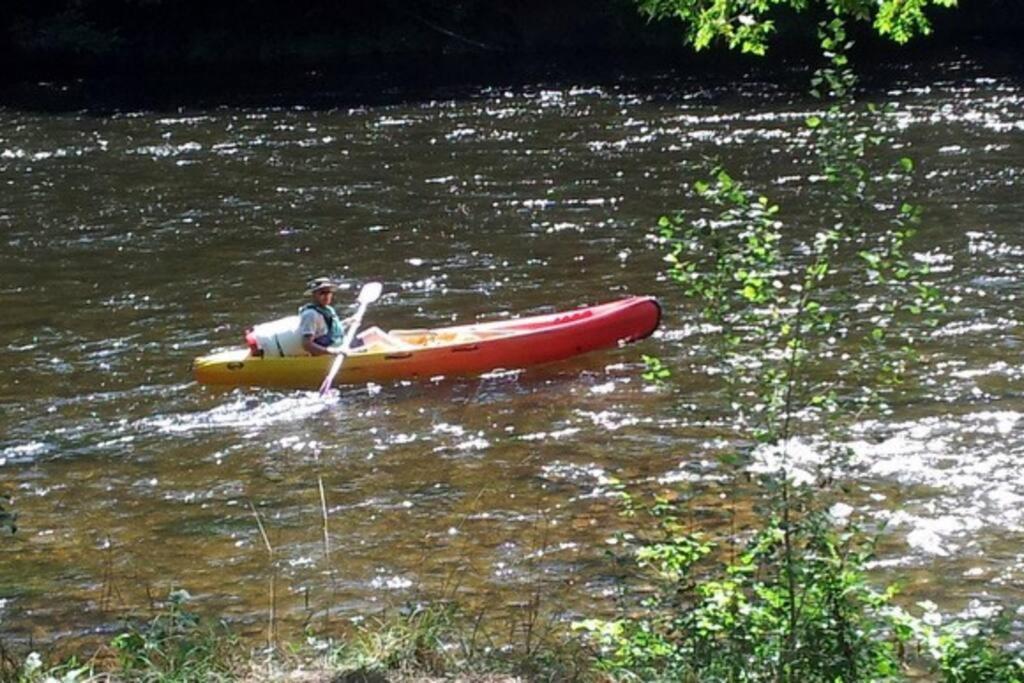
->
[{"left": 245, "top": 315, "right": 307, "bottom": 357}]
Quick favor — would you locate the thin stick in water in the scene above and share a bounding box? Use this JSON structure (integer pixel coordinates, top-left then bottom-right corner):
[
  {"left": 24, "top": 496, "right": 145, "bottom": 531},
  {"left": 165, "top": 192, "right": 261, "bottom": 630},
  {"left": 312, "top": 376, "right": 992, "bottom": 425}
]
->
[
  {"left": 318, "top": 475, "right": 330, "bottom": 560},
  {"left": 248, "top": 500, "right": 276, "bottom": 649}
]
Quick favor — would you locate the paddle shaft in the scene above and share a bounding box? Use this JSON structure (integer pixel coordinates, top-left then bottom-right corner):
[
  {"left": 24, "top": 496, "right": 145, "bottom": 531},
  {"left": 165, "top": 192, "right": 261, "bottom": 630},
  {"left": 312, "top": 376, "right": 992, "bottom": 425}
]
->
[{"left": 318, "top": 299, "right": 370, "bottom": 395}]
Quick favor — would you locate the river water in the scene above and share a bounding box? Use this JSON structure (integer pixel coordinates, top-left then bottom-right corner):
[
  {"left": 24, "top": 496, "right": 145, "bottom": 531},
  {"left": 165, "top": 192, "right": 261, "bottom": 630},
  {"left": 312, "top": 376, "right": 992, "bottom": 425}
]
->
[{"left": 2, "top": 54, "right": 1023, "bottom": 647}]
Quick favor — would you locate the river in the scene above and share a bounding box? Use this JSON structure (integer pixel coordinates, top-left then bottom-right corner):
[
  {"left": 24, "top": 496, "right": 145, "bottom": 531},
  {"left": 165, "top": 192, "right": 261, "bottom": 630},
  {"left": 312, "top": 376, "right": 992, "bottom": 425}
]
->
[{"left": 1, "top": 52, "right": 1022, "bottom": 647}]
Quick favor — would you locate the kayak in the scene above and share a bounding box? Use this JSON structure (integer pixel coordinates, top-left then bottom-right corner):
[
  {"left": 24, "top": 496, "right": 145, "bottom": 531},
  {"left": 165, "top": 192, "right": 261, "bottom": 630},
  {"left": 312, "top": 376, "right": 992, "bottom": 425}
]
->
[{"left": 192, "top": 296, "right": 661, "bottom": 390}]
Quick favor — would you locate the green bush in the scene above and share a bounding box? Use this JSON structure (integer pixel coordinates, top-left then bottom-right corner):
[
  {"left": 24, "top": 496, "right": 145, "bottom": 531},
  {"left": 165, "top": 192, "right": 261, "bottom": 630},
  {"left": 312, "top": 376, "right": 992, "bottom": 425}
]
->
[{"left": 574, "top": 7, "right": 1020, "bottom": 682}]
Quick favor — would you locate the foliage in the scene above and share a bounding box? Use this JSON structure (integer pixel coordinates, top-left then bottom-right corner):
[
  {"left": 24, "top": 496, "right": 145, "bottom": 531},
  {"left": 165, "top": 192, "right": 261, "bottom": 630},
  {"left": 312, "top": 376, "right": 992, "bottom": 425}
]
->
[
  {"left": 15, "top": 653, "right": 92, "bottom": 683},
  {"left": 6, "top": 590, "right": 237, "bottom": 683},
  {"left": 642, "top": 354, "right": 672, "bottom": 385},
  {"left": 889, "top": 604, "right": 1024, "bottom": 683},
  {"left": 329, "top": 602, "right": 462, "bottom": 677},
  {"left": 109, "top": 589, "right": 239, "bottom": 682},
  {"left": 577, "top": 505, "right": 906, "bottom": 682},
  {"left": 328, "top": 600, "right": 594, "bottom": 681},
  {"left": 4, "top": 596, "right": 598, "bottom": 682},
  {"left": 636, "top": 0, "right": 959, "bottom": 54},
  {"left": 934, "top": 630, "right": 1024, "bottom": 682},
  {"left": 571, "top": 5, "right": 1024, "bottom": 682},
  {"left": 582, "top": 514, "right": 1024, "bottom": 681}
]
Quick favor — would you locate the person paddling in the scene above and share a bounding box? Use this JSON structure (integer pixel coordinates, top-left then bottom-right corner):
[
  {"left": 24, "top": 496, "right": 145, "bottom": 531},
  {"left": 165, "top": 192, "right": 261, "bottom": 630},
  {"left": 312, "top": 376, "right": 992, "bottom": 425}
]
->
[{"left": 299, "top": 277, "right": 361, "bottom": 356}]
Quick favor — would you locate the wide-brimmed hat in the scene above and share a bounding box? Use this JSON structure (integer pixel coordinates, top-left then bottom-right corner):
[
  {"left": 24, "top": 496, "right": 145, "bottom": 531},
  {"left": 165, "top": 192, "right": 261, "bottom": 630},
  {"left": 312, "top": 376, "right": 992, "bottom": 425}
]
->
[{"left": 305, "top": 277, "right": 340, "bottom": 294}]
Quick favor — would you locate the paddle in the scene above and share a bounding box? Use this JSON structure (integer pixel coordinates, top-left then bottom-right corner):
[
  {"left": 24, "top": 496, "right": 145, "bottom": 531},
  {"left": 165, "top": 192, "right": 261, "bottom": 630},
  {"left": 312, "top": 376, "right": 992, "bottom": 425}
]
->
[{"left": 318, "top": 281, "right": 383, "bottom": 395}]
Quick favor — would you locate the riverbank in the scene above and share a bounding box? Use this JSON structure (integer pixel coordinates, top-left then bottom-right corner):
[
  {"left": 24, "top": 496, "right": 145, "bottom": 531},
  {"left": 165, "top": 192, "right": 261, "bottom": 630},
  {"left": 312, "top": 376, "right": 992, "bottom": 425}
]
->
[
  {"left": 5, "top": 595, "right": 591, "bottom": 683},
  {"left": 7, "top": 560, "right": 1022, "bottom": 682}
]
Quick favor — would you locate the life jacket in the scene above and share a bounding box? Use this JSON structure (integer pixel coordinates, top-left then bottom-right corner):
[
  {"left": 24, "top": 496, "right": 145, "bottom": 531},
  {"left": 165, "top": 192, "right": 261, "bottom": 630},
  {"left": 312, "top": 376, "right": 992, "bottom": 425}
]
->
[{"left": 300, "top": 303, "right": 344, "bottom": 347}]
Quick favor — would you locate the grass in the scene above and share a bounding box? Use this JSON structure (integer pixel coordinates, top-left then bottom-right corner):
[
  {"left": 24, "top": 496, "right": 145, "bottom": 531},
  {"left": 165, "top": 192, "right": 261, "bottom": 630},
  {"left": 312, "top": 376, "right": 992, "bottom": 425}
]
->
[{"left": 3, "top": 594, "right": 597, "bottom": 683}]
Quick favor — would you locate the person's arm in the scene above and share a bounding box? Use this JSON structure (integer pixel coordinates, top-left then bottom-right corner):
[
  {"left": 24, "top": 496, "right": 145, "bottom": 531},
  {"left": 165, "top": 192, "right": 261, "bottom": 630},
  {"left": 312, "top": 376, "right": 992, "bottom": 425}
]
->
[{"left": 301, "top": 335, "right": 339, "bottom": 356}]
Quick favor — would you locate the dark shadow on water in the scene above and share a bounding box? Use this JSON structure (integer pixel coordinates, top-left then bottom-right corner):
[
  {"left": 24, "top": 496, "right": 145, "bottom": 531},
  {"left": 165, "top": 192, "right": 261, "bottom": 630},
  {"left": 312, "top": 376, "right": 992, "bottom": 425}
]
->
[
  {"left": 0, "top": 49, "right": 779, "bottom": 114},
  {"left": 2, "top": 36, "right": 1021, "bottom": 114}
]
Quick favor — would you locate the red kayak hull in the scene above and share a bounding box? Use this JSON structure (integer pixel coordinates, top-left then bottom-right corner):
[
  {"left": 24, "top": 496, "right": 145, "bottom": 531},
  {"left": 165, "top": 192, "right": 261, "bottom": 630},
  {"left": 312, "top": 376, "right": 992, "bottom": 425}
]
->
[{"left": 193, "top": 296, "right": 661, "bottom": 389}]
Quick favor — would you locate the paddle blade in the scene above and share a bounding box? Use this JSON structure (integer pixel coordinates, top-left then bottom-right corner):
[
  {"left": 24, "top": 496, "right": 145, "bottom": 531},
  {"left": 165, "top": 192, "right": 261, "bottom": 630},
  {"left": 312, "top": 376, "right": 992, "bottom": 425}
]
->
[{"left": 358, "top": 281, "right": 383, "bottom": 304}]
